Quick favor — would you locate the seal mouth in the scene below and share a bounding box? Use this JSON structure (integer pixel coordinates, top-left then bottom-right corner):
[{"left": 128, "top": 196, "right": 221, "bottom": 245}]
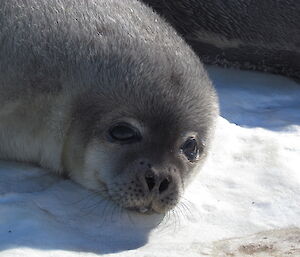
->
[
  {"left": 104, "top": 185, "right": 157, "bottom": 215},
  {"left": 127, "top": 206, "right": 157, "bottom": 215}
]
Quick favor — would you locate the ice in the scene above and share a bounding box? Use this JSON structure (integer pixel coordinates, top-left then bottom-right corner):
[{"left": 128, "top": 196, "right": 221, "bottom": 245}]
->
[{"left": 0, "top": 66, "right": 299, "bottom": 256}]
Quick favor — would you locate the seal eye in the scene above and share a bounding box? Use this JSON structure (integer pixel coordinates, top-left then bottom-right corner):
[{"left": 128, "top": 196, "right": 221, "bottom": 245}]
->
[
  {"left": 108, "top": 123, "right": 141, "bottom": 143},
  {"left": 181, "top": 138, "right": 200, "bottom": 162}
]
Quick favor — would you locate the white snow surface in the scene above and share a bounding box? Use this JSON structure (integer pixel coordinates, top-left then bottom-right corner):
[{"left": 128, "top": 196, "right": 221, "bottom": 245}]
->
[{"left": 0, "top": 67, "right": 299, "bottom": 256}]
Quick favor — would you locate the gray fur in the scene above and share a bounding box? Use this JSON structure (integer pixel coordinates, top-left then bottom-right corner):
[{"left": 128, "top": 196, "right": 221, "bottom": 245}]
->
[
  {"left": 142, "top": 0, "right": 300, "bottom": 79},
  {"left": 0, "top": 0, "right": 218, "bottom": 214}
]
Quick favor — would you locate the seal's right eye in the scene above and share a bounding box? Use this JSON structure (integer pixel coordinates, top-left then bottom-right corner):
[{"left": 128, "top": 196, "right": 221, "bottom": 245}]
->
[{"left": 108, "top": 123, "right": 141, "bottom": 143}]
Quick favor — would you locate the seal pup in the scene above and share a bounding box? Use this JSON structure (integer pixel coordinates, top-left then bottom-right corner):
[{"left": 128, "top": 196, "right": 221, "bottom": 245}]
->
[
  {"left": 142, "top": 0, "right": 300, "bottom": 79},
  {"left": 0, "top": 0, "right": 218, "bottom": 214}
]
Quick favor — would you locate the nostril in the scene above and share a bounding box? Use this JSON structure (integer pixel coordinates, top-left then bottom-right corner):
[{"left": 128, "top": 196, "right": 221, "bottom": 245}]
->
[
  {"left": 145, "top": 171, "right": 156, "bottom": 191},
  {"left": 159, "top": 178, "right": 170, "bottom": 194}
]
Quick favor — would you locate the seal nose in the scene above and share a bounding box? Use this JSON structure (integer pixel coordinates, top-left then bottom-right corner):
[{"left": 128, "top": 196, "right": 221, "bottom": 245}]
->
[
  {"left": 159, "top": 177, "right": 170, "bottom": 194},
  {"left": 145, "top": 170, "right": 156, "bottom": 191},
  {"left": 144, "top": 170, "right": 170, "bottom": 194}
]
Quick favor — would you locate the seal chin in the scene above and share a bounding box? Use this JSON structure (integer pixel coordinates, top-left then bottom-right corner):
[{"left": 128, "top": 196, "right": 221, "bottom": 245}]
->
[
  {"left": 127, "top": 206, "right": 157, "bottom": 215},
  {"left": 122, "top": 196, "right": 178, "bottom": 215},
  {"left": 127, "top": 202, "right": 172, "bottom": 215}
]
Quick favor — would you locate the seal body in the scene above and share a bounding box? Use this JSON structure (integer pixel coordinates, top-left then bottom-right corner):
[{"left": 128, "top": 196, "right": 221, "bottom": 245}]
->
[
  {"left": 142, "top": 0, "right": 300, "bottom": 79},
  {"left": 0, "top": 0, "right": 218, "bottom": 214}
]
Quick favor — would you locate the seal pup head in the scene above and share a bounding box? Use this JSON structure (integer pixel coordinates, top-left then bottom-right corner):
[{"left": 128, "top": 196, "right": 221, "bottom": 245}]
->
[
  {"left": 63, "top": 47, "right": 218, "bottom": 214},
  {"left": 0, "top": 0, "right": 214, "bottom": 214}
]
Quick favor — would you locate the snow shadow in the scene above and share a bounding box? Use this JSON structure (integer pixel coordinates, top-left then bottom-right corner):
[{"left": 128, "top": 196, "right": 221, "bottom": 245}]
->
[
  {"left": 0, "top": 161, "right": 163, "bottom": 254},
  {"left": 207, "top": 66, "right": 300, "bottom": 131}
]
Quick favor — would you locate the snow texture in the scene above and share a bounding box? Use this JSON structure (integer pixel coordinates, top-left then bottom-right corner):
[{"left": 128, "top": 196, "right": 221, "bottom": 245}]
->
[{"left": 0, "top": 66, "right": 299, "bottom": 256}]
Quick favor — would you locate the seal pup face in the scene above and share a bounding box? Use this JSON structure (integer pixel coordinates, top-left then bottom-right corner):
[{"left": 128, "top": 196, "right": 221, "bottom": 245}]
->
[
  {"left": 83, "top": 117, "right": 206, "bottom": 214},
  {"left": 65, "top": 59, "right": 218, "bottom": 214},
  {"left": 61, "top": 31, "right": 218, "bottom": 214},
  {"left": 76, "top": 115, "right": 207, "bottom": 214}
]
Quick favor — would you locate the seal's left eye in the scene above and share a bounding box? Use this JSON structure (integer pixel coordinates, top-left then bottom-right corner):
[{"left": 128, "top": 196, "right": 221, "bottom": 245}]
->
[
  {"left": 108, "top": 123, "right": 141, "bottom": 143},
  {"left": 180, "top": 138, "right": 200, "bottom": 162}
]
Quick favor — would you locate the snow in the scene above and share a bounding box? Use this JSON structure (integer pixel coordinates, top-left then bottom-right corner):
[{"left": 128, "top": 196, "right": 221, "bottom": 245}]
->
[{"left": 0, "top": 66, "right": 299, "bottom": 256}]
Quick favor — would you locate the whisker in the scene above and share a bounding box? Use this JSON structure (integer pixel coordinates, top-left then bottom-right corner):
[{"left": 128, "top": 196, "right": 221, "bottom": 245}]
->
[
  {"left": 63, "top": 192, "right": 98, "bottom": 206},
  {"left": 77, "top": 198, "right": 108, "bottom": 217}
]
